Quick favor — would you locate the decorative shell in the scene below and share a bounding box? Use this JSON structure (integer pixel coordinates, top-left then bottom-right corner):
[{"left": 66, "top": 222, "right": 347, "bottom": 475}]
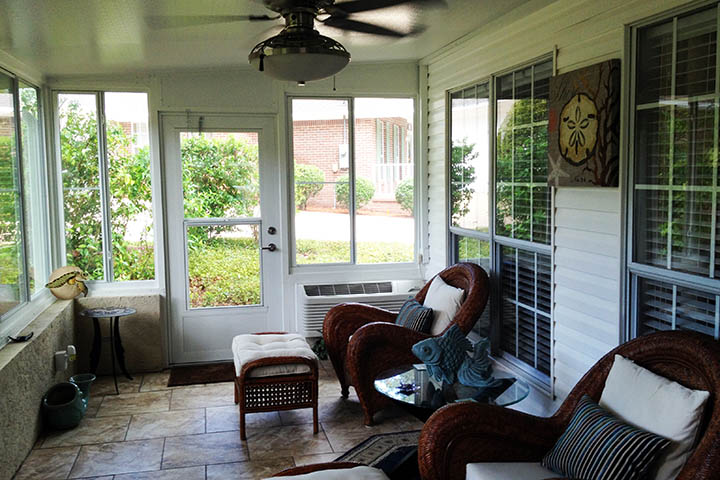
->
[{"left": 45, "top": 266, "right": 88, "bottom": 300}]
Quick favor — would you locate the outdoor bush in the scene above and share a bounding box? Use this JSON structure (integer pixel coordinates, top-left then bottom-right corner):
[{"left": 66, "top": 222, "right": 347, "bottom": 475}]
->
[
  {"left": 294, "top": 163, "right": 325, "bottom": 210},
  {"left": 394, "top": 178, "right": 414, "bottom": 214},
  {"left": 334, "top": 175, "right": 375, "bottom": 209},
  {"left": 450, "top": 139, "right": 477, "bottom": 225}
]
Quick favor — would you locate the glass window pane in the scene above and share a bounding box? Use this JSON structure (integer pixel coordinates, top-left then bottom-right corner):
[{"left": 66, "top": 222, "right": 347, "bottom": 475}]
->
[
  {"left": 59, "top": 93, "right": 105, "bottom": 280},
  {"left": 19, "top": 82, "right": 44, "bottom": 295},
  {"left": 634, "top": 107, "right": 672, "bottom": 185},
  {"left": 634, "top": 188, "right": 669, "bottom": 269},
  {"left": 355, "top": 98, "right": 414, "bottom": 264},
  {"left": 637, "top": 21, "right": 674, "bottom": 104},
  {"left": 105, "top": 92, "right": 155, "bottom": 281},
  {"left": 454, "top": 234, "right": 491, "bottom": 337},
  {"left": 186, "top": 224, "right": 260, "bottom": 308},
  {"left": 673, "top": 100, "right": 715, "bottom": 187},
  {"left": 181, "top": 131, "right": 259, "bottom": 219},
  {"left": 495, "top": 59, "right": 551, "bottom": 245},
  {"left": 450, "top": 85, "right": 490, "bottom": 232},
  {"left": 292, "top": 98, "right": 351, "bottom": 264},
  {"left": 0, "top": 73, "right": 25, "bottom": 314},
  {"left": 670, "top": 190, "right": 712, "bottom": 276},
  {"left": 676, "top": 9, "right": 717, "bottom": 98}
]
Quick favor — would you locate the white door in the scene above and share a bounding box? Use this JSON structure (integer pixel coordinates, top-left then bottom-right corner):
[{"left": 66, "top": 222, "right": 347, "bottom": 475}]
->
[{"left": 162, "top": 114, "right": 283, "bottom": 364}]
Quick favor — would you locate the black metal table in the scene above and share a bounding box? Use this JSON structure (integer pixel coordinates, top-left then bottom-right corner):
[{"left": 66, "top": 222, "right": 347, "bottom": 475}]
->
[{"left": 81, "top": 307, "right": 136, "bottom": 395}]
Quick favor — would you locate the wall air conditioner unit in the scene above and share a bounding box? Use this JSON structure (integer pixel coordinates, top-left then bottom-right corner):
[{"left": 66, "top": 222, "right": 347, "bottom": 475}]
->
[{"left": 297, "top": 280, "right": 419, "bottom": 337}]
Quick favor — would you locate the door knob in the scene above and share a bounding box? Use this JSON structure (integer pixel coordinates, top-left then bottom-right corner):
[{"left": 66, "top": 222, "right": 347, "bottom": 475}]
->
[{"left": 261, "top": 243, "right": 277, "bottom": 252}]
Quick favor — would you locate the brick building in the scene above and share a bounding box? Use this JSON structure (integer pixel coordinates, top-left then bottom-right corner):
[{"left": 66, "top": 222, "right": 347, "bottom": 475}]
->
[{"left": 292, "top": 116, "right": 413, "bottom": 216}]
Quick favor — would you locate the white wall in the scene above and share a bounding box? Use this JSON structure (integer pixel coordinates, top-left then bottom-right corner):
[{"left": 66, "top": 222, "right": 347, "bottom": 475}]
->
[{"left": 420, "top": 0, "right": 697, "bottom": 402}]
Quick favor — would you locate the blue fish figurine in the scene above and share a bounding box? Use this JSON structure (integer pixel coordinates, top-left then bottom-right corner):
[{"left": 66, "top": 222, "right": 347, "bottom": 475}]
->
[
  {"left": 457, "top": 337, "right": 503, "bottom": 388},
  {"left": 412, "top": 325, "right": 471, "bottom": 384}
]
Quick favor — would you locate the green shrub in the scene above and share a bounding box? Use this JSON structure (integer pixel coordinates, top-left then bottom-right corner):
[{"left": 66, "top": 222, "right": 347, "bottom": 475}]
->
[
  {"left": 334, "top": 175, "right": 375, "bottom": 209},
  {"left": 395, "top": 178, "right": 414, "bottom": 214},
  {"left": 294, "top": 163, "right": 325, "bottom": 210}
]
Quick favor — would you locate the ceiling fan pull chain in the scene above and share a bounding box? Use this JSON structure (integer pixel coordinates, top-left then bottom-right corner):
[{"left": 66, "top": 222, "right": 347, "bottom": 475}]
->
[{"left": 333, "top": 75, "right": 337, "bottom": 91}]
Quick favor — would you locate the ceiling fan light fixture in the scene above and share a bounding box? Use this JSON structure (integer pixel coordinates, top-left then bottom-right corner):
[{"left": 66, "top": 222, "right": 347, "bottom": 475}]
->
[{"left": 249, "top": 30, "right": 350, "bottom": 82}]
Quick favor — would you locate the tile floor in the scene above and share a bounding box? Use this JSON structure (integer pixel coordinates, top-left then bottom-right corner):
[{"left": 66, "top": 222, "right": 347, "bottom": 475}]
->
[{"left": 14, "top": 360, "right": 424, "bottom": 480}]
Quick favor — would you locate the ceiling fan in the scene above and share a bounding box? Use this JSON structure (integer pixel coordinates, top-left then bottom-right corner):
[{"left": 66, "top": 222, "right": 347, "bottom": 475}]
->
[{"left": 147, "top": 0, "right": 445, "bottom": 83}]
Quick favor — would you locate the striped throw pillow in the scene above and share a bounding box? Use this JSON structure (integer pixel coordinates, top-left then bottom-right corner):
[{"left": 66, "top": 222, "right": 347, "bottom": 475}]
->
[
  {"left": 395, "top": 300, "right": 434, "bottom": 333},
  {"left": 542, "top": 395, "right": 670, "bottom": 480}
]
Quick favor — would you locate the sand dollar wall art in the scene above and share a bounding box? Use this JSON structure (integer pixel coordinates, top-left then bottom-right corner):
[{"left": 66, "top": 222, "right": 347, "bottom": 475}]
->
[{"left": 548, "top": 59, "right": 620, "bottom": 187}]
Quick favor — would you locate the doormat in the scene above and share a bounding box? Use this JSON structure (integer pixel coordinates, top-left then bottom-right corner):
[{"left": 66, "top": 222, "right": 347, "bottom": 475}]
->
[
  {"left": 167, "top": 362, "right": 235, "bottom": 387},
  {"left": 335, "top": 430, "right": 421, "bottom": 480}
]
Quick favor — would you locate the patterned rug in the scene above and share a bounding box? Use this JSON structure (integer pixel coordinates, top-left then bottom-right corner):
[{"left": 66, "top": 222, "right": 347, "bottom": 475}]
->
[
  {"left": 335, "top": 430, "right": 421, "bottom": 479},
  {"left": 167, "top": 362, "right": 235, "bottom": 387}
]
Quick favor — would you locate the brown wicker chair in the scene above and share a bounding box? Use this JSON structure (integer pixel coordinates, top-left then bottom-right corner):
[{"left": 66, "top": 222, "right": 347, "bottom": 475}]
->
[
  {"left": 323, "top": 262, "right": 490, "bottom": 425},
  {"left": 417, "top": 330, "right": 720, "bottom": 480}
]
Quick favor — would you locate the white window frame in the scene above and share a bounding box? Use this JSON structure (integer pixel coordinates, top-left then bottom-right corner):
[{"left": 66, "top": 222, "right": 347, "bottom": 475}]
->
[
  {"left": 0, "top": 68, "right": 53, "bottom": 349},
  {"left": 626, "top": 2, "right": 720, "bottom": 340},
  {"left": 53, "top": 90, "right": 157, "bottom": 288},
  {"left": 287, "top": 95, "right": 419, "bottom": 270},
  {"left": 447, "top": 55, "right": 554, "bottom": 390}
]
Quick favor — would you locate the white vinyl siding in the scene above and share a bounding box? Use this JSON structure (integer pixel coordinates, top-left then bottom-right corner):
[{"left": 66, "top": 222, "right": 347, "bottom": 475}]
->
[{"left": 422, "top": 0, "right": 697, "bottom": 401}]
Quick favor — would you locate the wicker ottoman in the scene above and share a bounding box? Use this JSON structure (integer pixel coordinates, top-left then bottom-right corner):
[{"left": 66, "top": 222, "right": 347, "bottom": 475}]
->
[{"left": 232, "top": 332, "right": 319, "bottom": 441}]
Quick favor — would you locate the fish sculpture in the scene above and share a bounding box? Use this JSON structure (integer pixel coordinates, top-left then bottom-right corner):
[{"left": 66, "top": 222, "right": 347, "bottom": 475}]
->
[
  {"left": 457, "top": 337, "right": 504, "bottom": 388},
  {"left": 412, "top": 324, "right": 471, "bottom": 384},
  {"left": 45, "top": 266, "right": 88, "bottom": 299}
]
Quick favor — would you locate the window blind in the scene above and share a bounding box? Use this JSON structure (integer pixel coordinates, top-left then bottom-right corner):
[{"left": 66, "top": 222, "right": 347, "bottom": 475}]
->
[
  {"left": 500, "top": 246, "right": 552, "bottom": 376},
  {"left": 631, "top": 4, "right": 720, "bottom": 341}
]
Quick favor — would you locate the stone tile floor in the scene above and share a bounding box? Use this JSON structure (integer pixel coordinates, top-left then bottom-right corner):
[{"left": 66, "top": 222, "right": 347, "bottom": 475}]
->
[{"left": 14, "top": 360, "right": 424, "bottom": 479}]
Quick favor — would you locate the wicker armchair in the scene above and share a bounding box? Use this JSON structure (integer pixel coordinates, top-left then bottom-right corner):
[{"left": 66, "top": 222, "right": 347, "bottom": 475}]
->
[
  {"left": 323, "top": 262, "right": 490, "bottom": 425},
  {"left": 418, "top": 330, "right": 720, "bottom": 480}
]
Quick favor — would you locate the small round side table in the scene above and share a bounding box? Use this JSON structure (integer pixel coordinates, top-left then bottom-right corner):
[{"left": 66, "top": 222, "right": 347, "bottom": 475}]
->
[{"left": 81, "top": 307, "right": 136, "bottom": 395}]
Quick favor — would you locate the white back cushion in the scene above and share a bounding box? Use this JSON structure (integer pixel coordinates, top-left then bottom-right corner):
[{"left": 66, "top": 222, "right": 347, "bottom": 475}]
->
[
  {"left": 599, "top": 354, "right": 710, "bottom": 480},
  {"left": 466, "top": 462, "right": 555, "bottom": 480},
  {"left": 423, "top": 275, "right": 465, "bottom": 336}
]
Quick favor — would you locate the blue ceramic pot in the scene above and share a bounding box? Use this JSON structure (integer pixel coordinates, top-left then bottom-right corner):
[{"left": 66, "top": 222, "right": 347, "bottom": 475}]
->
[{"left": 42, "top": 382, "right": 85, "bottom": 430}]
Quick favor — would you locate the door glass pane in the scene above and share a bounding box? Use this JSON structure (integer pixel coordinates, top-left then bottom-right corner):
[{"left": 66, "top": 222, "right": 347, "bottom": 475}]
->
[
  {"left": 58, "top": 93, "right": 105, "bottom": 280},
  {"left": 105, "top": 92, "right": 155, "bottom": 281},
  {"left": 450, "top": 85, "right": 490, "bottom": 232},
  {"left": 180, "top": 131, "right": 259, "bottom": 219},
  {"left": 19, "top": 82, "right": 44, "bottom": 294},
  {"left": 292, "top": 98, "right": 351, "bottom": 264},
  {"left": 186, "top": 224, "right": 260, "bottom": 308},
  {"left": 354, "top": 98, "right": 415, "bottom": 263},
  {"left": 0, "top": 73, "right": 25, "bottom": 315}
]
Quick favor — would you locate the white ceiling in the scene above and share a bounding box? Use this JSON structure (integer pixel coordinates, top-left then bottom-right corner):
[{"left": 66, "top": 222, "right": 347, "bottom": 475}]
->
[{"left": 0, "top": 0, "right": 532, "bottom": 76}]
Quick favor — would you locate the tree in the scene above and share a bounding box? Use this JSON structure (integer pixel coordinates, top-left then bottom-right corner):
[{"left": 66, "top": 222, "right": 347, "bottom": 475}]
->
[
  {"left": 334, "top": 175, "right": 375, "bottom": 210},
  {"left": 395, "top": 178, "right": 414, "bottom": 214},
  {"left": 450, "top": 139, "right": 477, "bottom": 224},
  {"left": 294, "top": 163, "right": 325, "bottom": 210}
]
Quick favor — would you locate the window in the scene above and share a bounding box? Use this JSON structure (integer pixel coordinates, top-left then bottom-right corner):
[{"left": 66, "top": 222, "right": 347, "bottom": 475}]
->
[
  {"left": 0, "top": 69, "right": 50, "bottom": 336},
  {"left": 629, "top": 5, "right": 720, "bottom": 339},
  {"left": 448, "top": 57, "right": 553, "bottom": 382},
  {"left": 290, "top": 97, "right": 415, "bottom": 266},
  {"left": 58, "top": 92, "right": 154, "bottom": 282}
]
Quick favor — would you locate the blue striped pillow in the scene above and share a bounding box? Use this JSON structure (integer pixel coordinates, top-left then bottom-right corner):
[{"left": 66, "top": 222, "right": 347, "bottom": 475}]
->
[
  {"left": 542, "top": 395, "right": 670, "bottom": 480},
  {"left": 395, "top": 300, "right": 434, "bottom": 333}
]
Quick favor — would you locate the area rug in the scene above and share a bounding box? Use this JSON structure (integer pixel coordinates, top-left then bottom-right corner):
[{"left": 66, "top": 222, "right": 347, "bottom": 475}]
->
[
  {"left": 335, "top": 430, "right": 421, "bottom": 480},
  {"left": 167, "top": 362, "right": 235, "bottom": 387}
]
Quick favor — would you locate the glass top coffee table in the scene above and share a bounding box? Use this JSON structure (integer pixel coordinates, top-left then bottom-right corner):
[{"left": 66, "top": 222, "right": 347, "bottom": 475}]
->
[{"left": 374, "top": 364, "right": 529, "bottom": 418}]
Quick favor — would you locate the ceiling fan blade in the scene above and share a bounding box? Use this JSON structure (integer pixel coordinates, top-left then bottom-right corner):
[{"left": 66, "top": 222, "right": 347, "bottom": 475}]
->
[
  {"left": 322, "top": 16, "right": 423, "bottom": 37},
  {"left": 328, "top": 0, "right": 446, "bottom": 15},
  {"left": 146, "top": 15, "right": 279, "bottom": 29}
]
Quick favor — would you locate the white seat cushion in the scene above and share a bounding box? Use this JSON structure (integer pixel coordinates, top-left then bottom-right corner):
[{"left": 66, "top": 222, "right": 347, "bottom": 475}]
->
[
  {"left": 423, "top": 275, "right": 465, "bottom": 335},
  {"left": 264, "top": 466, "right": 389, "bottom": 479},
  {"left": 599, "top": 354, "right": 710, "bottom": 480},
  {"left": 232, "top": 333, "right": 317, "bottom": 378},
  {"left": 466, "top": 462, "right": 558, "bottom": 480}
]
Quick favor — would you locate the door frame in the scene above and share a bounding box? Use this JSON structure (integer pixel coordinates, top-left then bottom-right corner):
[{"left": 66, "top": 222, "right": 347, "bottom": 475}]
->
[{"left": 160, "top": 112, "right": 283, "bottom": 364}]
